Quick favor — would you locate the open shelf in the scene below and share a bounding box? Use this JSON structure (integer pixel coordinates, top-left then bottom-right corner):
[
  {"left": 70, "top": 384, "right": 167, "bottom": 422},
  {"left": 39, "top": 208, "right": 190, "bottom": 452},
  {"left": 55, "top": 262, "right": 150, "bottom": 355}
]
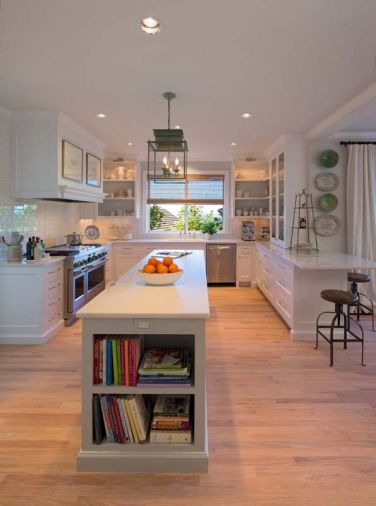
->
[
  {"left": 235, "top": 178, "right": 269, "bottom": 182},
  {"left": 103, "top": 179, "right": 135, "bottom": 182},
  {"left": 92, "top": 385, "right": 195, "bottom": 395},
  {"left": 104, "top": 197, "right": 135, "bottom": 200}
]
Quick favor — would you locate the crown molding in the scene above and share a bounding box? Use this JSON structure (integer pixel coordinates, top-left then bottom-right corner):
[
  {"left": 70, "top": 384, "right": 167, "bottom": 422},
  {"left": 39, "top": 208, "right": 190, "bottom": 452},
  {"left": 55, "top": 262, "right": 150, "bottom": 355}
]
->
[
  {"left": 329, "top": 131, "right": 376, "bottom": 140},
  {"left": 306, "top": 81, "right": 376, "bottom": 140}
]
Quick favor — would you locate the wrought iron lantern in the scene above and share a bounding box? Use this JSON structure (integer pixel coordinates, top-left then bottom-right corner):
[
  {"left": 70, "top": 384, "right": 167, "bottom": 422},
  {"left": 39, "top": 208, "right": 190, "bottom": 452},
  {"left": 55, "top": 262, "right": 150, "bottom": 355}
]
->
[{"left": 147, "top": 92, "right": 188, "bottom": 182}]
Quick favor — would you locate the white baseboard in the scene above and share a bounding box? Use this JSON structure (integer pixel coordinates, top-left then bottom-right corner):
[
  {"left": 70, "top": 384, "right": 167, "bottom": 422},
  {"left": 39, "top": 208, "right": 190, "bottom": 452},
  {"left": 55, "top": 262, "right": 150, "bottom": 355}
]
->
[{"left": 0, "top": 320, "right": 64, "bottom": 344}]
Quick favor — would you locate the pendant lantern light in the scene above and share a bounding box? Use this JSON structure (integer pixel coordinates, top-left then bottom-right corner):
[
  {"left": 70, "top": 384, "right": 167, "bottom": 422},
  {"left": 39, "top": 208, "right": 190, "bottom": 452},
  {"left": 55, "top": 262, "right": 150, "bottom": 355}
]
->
[{"left": 147, "top": 92, "right": 188, "bottom": 182}]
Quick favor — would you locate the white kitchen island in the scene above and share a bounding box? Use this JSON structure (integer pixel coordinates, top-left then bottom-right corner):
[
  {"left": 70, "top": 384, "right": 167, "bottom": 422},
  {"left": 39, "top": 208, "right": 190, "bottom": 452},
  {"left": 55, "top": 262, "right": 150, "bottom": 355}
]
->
[
  {"left": 256, "top": 242, "right": 376, "bottom": 341},
  {"left": 77, "top": 250, "right": 210, "bottom": 472}
]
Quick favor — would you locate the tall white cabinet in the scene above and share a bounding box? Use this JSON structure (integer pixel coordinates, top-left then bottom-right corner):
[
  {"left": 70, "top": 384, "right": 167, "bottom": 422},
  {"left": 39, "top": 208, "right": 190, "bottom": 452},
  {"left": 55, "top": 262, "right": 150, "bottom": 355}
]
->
[{"left": 266, "top": 135, "right": 306, "bottom": 248}]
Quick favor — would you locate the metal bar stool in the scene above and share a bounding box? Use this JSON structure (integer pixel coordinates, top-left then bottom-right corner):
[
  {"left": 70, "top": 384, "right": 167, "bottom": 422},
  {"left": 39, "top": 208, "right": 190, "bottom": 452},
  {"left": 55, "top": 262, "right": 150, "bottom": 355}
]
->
[
  {"left": 347, "top": 272, "right": 375, "bottom": 332},
  {"left": 315, "top": 289, "right": 365, "bottom": 366}
]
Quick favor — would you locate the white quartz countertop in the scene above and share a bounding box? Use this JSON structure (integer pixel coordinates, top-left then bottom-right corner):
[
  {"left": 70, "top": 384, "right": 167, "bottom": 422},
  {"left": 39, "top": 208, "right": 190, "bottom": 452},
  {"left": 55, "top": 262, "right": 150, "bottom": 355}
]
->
[
  {"left": 0, "top": 256, "right": 65, "bottom": 268},
  {"left": 257, "top": 242, "right": 376, "bottom": 270},
  {"left": 78, "top": 250, "right": 210, "bottom": 319}
]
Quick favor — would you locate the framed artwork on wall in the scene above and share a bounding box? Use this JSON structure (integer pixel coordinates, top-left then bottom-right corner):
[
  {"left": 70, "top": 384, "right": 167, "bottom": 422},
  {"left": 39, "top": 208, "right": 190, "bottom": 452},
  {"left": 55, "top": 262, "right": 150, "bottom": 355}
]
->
[
  {"left": 86, "top": 152, "right": 102, "bottom": 187},
  {"left": 62, "top": 140, "right": 83, "bottom": 182}
]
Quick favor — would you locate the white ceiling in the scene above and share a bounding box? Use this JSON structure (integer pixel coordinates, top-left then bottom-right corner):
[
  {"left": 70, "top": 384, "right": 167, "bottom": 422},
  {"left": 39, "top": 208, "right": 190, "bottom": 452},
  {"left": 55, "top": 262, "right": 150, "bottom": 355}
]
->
[{"left": 1, "top": 0, "right": 376, "bottom": 160}]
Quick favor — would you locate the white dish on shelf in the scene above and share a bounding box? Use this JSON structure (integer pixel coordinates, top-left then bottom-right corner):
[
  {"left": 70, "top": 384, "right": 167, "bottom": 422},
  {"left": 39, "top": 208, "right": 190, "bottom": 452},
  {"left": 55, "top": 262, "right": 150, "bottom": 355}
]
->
[{"left": 137, "top": 269, "right": 183, "bottom": 285}]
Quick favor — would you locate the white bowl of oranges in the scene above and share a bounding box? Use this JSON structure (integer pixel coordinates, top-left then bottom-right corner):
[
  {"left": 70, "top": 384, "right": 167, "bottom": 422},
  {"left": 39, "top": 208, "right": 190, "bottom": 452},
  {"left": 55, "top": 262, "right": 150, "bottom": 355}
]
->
[{"left": 138, "top": 257, "right": 183, "bottom": 286}]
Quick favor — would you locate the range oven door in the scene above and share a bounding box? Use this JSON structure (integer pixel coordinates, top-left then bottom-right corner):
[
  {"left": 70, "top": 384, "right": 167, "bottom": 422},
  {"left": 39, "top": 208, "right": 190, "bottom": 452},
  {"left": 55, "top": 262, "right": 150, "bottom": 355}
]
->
[
  {"left": 86, "top": 261, "right": 106, "bottom": 303},
  {"left": 67, "top": 269, "right": 87, "bottom": 317}
]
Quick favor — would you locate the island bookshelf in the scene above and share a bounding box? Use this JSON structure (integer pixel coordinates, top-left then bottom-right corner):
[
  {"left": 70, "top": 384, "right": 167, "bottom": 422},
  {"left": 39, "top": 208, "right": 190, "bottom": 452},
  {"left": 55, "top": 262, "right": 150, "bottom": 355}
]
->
[{"left": 77, "top": 317, "right": 208, "bottom": 472}]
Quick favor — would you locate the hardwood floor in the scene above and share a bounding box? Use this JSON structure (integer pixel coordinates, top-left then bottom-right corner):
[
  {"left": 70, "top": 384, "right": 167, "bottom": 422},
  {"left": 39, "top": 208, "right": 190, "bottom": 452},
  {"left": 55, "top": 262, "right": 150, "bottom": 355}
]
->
[{"left": 1, "top": 287, "right": 376, "bottom": 505}]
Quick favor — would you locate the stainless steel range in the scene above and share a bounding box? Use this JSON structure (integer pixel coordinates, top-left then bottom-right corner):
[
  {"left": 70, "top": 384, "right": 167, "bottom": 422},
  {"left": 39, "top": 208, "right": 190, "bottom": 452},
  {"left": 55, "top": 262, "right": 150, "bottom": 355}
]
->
[{"left": 46, "top": 243, "right": 108, "bottom": 325}]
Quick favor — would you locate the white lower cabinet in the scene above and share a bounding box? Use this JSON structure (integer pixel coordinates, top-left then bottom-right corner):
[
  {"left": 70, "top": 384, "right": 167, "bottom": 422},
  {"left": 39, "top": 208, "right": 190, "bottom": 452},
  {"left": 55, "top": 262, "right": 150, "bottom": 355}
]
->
[
  {"left": 256, "top": 244, "right": 294, "bottom": 327},
  {"left": 236, "top": 243, "right": 255, "bottom": 285},
  {"left": 0, "top": 259, "right": 65, "bottom": 344}
]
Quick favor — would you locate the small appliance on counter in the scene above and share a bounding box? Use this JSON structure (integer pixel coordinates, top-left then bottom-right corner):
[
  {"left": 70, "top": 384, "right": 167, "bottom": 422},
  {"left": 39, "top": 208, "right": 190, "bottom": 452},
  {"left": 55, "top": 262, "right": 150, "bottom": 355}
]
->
[
  {"left": 241, "top": 221, "right": 255, "bottom": 241},
  {"left": 1, "top": 232, "right": 24, "bottom": 262},
  {"left": 65, "top": 232, "right": 82, "bottom": 246}
]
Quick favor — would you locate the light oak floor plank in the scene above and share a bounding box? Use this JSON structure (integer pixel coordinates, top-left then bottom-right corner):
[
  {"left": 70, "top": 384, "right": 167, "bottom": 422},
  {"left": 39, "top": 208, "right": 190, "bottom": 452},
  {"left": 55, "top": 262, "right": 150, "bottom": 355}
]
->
[{"left": 0, "top": 287, "right": 376, "bottom": 505}]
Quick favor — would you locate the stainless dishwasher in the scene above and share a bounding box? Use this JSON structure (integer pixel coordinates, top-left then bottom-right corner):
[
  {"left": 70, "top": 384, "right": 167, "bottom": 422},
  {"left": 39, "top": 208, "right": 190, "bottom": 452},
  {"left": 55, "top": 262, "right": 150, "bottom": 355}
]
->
[{"left": 206, "top": 243, "right": 236, "bottom": 285}]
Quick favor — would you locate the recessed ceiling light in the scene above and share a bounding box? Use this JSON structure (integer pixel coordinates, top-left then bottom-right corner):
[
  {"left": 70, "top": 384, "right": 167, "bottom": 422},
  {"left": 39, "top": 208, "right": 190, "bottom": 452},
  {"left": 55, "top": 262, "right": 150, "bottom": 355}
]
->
[
  {"left": 230, "top": 142, "right": 237, "bottom": 147},
  {"left": 128, "top": 142, "right": 133, "bottom": 146},
  {"left": 140, "top": 16, "right": 161, "bottom": 34},
  {"left": 241, "top": 113, "right": 253, "bottom": 119},
  {"left": 96, "top": 113, "right": 106, "bottom": 119},
  {"left": 174, "top": 125, "right": 181, "bottom": 129}
]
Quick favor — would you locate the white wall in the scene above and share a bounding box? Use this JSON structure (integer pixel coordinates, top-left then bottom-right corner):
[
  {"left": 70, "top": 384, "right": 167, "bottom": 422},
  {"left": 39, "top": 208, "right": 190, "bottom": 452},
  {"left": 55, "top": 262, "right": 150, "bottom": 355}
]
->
[
  {"left": 0, "top": 107, "right": 81, "bottom": 253},
  {"left": 306, "top": 138, "right": 347, "bottom": 251}
]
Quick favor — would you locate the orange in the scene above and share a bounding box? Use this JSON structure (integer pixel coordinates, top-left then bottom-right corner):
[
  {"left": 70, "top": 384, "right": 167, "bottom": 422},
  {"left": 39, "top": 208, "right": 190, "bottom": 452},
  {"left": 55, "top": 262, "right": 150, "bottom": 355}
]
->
[
  {"left": 168, "top": 263, "right": 180, "bottom": 273},
  {"left": 163, "top": 256, "right": 173, "bottom": 267},
  {"left": 148, "top": 257, "right": 159, "bottom": 266},
  {"left": 157, "top": 263, "right": 169, "bottom": 274},
  {"left": 143, "top": 264, "right": 156, "bottom": 274}
]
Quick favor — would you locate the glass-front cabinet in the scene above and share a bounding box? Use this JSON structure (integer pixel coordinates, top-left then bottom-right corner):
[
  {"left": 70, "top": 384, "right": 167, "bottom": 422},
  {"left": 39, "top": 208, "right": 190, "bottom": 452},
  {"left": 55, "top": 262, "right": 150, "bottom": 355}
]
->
[
  {"left": 267, "top": 135, "right": 306, "bottom": 248},
  {"left": 270, "top": 152, "right": 285, "bottom": 244}
]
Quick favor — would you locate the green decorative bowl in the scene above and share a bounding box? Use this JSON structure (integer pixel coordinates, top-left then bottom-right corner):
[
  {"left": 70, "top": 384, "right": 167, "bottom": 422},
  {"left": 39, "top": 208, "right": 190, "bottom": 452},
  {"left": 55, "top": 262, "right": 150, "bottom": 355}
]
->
[
  {"left": 319, "top": 149, "right": 339, "bottom": 168},
  {"left": 319, "top": 193, "right": 338, "bottom": 212}
]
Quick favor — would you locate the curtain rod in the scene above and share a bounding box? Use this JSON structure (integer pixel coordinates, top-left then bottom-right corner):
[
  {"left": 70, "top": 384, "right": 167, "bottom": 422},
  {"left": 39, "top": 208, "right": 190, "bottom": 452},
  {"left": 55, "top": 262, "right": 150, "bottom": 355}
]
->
[{"left": 340, "top": 141, "right": 376, "bottom": 146}]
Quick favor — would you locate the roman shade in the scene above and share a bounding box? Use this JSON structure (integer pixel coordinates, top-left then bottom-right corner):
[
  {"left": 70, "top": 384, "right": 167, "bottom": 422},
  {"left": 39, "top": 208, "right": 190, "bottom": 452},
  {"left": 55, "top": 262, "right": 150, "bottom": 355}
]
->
[{"left": 147, "top": 174, "right": 224, "bottom": 205}]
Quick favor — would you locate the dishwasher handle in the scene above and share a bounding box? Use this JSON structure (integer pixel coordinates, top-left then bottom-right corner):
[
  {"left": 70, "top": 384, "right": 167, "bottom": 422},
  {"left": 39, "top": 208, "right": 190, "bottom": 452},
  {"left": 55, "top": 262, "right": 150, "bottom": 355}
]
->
[{"left": 207, "top": 245, "right": 233, "bottom": 250}]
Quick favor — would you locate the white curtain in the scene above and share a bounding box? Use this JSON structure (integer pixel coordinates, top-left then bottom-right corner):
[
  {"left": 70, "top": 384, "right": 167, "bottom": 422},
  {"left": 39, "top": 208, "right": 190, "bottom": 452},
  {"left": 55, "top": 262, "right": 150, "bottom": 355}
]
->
[{"left": 346, "top": 144, "right": 376, "bottom": 297}]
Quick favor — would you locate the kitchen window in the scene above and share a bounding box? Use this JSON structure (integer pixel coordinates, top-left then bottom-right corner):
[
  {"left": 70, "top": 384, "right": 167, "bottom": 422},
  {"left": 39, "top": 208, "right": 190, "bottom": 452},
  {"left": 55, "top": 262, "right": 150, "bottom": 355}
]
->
[{"left": 146, "top": 174, "right": 225, "bottom": 233}]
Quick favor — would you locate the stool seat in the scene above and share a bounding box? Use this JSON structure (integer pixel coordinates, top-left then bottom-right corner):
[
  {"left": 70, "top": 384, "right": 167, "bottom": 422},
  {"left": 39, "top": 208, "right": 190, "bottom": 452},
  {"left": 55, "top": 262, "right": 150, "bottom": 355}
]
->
[
  {"left": 321, "top": 289, "right": 359, "bottom": 305},
  {"left": 348, "top": 272, "right": 371, "bottom": 283}
]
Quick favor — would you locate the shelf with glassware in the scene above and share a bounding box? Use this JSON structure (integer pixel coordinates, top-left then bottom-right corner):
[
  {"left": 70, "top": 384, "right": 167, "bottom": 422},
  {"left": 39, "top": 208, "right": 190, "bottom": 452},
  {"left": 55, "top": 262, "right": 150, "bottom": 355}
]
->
[
  {"left": 233, "top": 161, "right": 270, "bottom": 220},
  {"left": 99, "top": 162, "right": 137, "bottom": 218}
]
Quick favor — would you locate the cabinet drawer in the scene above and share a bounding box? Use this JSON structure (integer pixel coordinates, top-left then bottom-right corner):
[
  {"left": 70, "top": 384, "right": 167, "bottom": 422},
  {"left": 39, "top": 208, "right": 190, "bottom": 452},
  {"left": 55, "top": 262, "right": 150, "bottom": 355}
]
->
[
  {"left": 274, "top": 282, "right": 293, "bottom": 316},
  {"left": 45, "top": 301, "right": 62, "bottom": 323},
  {"left": 46, "top": 263, "right": 63, "bottom": 277}
]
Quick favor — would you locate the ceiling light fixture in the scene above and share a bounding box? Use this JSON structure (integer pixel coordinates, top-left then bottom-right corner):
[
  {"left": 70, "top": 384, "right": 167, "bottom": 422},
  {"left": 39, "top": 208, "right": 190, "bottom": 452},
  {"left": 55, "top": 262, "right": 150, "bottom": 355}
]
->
[
  {"left": 174, "top": 125, "right": 181, "bottom": 129},
  {"left": 140, "top": 16, "right": 161, "bottom": 34},
  {"left": 230, "top": 142, "right": 237, "bottom": 146},
  {"left": 147, "top": 92, "right": 188, "bottom": 182},
  {"left": 128, "top": 142, "right": 133, "bottom": 147},
  {"left": 96, "top": 113, "right": 106, "bottom": 119},
  {"left": 241, "top": 113, "right": 253, "bottom": 119}
]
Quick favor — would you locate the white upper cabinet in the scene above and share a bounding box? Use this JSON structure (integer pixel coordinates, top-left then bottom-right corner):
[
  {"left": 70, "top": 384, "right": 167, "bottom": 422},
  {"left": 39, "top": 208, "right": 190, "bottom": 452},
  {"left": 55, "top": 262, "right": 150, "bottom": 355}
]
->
[
  {"left": 10, "top": 111, "right": 106, "bottom": 202},
  {"left": 265, "top": 135, "right": 306, "bottom": 248}
]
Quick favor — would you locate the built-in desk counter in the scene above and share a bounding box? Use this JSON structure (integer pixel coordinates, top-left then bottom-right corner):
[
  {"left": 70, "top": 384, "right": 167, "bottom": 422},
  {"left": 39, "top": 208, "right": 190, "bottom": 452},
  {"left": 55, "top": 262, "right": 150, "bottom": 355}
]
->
[{"left": 256, "top": 243, "right": 376, "bottom": 340}]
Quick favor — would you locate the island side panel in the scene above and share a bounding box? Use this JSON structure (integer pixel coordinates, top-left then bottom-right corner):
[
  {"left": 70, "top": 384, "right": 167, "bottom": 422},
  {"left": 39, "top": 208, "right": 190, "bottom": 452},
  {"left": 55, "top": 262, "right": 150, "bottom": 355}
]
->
[{"left": 78, "top": 316, "right": 208, "bottom": 472}]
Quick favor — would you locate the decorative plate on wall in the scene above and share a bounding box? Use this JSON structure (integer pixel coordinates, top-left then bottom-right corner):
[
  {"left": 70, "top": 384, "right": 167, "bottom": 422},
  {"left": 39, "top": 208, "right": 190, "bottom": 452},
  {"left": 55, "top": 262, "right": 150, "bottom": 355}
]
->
[
  {"left": 85, "top": 225, "right": 100, "bottom": 240},
  {"left": 319, "top": 149, "right": 339, "bottom": 168},
  {"left": 314, "top": 214, "right": 340, "bottom": 236},
  {"left": 319, "top": 193, "right": 338, "bottom": 212},
  {"left": 315, "top": 172, "right": 339, "bottom": 192}
]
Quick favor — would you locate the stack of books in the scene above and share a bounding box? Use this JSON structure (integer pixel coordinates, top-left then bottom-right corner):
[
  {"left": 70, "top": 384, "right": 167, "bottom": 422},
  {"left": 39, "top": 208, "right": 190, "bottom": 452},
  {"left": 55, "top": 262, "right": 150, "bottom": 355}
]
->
[
  {"left": 93, "top": 394, "right": 151, "bottom": 444},
  {"left": 150, "top": 395, "right": 192, "bottom": 444},
  {"left": 93, "top": 335, "right": 144, "bottom": 386},
  {"left": 137, "top": 348, "right": 192, "bottom": 386}
]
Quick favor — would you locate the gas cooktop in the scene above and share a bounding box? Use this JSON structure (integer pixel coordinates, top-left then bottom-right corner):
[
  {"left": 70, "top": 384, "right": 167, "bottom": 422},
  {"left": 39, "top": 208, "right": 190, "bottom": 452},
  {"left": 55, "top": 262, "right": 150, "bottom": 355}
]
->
[{"left": 46, "top": 244, "right": 103, "bottom": 255}]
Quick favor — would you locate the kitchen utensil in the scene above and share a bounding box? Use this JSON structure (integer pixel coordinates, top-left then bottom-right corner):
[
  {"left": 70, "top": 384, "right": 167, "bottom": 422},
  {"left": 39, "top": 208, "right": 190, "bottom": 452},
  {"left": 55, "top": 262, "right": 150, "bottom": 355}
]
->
[
  {"left": 315, "top": 172, "right": 339, "bottom": 192},
  {"left": 320, "top": 149, "right": 339, "bottom": 168},
  {"left": 137, "top": 269, "right": 183, "bottom": 285},
  {"left": 314, "top": 214, "right": 340, "bottom": 236},
  {"left": 65, "top": 232, "right": 82, "bottom": 246},
  {"left": 319, "top": 193, "right": 338, "bottom": 212},
  {"left": 85, "top": 225, "right": 100, "bottom": 241}
]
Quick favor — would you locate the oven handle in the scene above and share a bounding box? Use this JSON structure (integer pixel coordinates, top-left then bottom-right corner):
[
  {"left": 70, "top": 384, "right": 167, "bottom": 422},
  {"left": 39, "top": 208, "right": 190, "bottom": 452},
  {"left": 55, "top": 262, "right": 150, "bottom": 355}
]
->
[{"left": 72, "top": 259, "right": 107, "bottom": 277}]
